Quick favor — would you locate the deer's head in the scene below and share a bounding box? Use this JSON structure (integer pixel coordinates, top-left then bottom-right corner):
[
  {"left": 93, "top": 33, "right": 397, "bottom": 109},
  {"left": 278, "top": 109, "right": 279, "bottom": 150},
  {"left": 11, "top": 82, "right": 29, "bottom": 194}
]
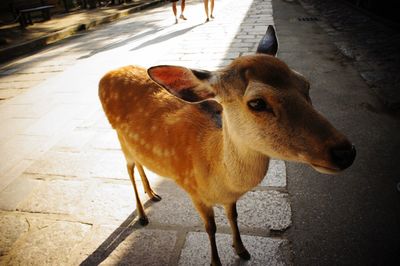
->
[{"left": 148, "top": 26, "right": 356, "bottom": 174}]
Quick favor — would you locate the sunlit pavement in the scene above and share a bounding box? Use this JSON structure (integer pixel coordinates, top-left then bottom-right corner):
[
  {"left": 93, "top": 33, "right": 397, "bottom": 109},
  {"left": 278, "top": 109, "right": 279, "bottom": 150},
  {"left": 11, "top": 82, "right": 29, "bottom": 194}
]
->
[{"left": 0, "top": 0, "right": 293, "bottom": 264}]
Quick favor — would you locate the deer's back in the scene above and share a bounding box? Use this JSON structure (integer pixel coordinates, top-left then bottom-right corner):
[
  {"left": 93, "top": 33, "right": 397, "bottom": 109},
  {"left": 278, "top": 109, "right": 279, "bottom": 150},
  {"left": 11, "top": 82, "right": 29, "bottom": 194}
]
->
[{"left": 99, "top": 66, "right": 222, "bottom": 193}]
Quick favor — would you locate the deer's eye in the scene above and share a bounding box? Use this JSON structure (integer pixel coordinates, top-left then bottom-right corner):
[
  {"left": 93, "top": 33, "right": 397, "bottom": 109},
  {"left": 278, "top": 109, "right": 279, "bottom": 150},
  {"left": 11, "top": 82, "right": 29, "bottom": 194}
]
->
[{"left": 247, "top": 99, "right": 274, "bottom": 114}]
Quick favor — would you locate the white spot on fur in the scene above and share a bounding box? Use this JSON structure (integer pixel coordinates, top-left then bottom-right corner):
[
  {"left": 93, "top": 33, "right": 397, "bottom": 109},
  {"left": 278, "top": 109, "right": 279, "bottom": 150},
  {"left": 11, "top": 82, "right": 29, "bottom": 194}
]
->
[
  {"left": 111, "top": 93, "right": 119, "bottom": 100},
  {"left": 130, "top": 133, "right": 139, "bottom": 141},
  {"left": 163, "top": 150, "right": 170, "bottom": 157},
  {"left": 152, "top": 146, "right": 163, "bottom": 157}
]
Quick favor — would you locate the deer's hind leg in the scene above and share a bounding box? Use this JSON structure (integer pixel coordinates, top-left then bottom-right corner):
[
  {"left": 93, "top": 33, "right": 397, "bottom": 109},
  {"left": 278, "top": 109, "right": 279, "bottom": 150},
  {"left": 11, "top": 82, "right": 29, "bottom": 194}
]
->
[
  {"left": 136, "top": 163, "right": 162, "bottom": 202},
  {"left": 126, "top": 162, "right": 149, "bottom": 226},
  {"left": 118, "top": 133, "right": 151, "bottom": 225}
]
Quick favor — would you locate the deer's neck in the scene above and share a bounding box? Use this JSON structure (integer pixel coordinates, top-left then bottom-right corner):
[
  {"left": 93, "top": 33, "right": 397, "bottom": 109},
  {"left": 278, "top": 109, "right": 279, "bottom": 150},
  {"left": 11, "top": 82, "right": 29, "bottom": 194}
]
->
[{"left": 220, "top": 122, "right": 269, "bottom": 193}]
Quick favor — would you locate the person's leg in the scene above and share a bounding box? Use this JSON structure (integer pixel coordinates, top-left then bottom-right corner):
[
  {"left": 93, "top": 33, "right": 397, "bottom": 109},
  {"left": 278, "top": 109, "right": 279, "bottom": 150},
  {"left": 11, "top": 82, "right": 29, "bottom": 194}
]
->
[
  {"left": 210, "top": 0, "right": 215, "bottom": 19},
  {"left": 204, "top": 0, "right": 209, "bottom": 22},
  {"left": 180, "top": 0, "right": 187, "bottom": 20},
  {"left": 172, "top": 1, "right": 178, "bottom": 23}
]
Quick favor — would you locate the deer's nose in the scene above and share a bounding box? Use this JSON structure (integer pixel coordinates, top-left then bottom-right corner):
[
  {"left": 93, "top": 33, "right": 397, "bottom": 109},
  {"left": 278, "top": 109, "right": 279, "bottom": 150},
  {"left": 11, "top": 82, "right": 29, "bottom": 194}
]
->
[{"left": 330, "top": 144, "right": 356, "bottom": 170}]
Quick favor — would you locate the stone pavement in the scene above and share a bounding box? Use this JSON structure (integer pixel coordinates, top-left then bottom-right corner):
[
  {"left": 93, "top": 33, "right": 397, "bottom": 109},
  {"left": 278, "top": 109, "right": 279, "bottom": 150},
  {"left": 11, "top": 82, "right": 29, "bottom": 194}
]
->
[
  {"left": 0, "top": 0, "right": 165, "bottom": 63},
  {"left": 0, "top": 0, "right": 293, "bottom": 265},
  {"left": 298, "top": 0, "right": 400, "bottom": 111},
  {"left": 0, "top": 0, "right": 165, "bottom": 101}
]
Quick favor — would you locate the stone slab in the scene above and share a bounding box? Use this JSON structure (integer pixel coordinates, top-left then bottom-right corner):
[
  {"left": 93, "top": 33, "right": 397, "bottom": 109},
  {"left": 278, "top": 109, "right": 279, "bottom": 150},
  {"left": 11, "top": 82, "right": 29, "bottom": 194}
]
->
[
  {"left": 17, "top": 179, "right": 144, "bottom": 224},
  {"left": 98, "top": 229, "right": 177, "bottom": 265},
  {"left": 262, "top": 160, "right": 287, "bottom": 187},
  {"left": 0, "top": 134, "right": 50, "bottom": 178},
  {"left": 0, "top": 176, "right": 41, "bottom": 211},
  {"left": 144, "top": 179, "right": 290, "bottom": 231},
  {"left": 144, "top": 179, "right": 202, "bottom": 227},
  {"left": 18, "top": 179, "right": 89, "bottom": 216},
  {"left": 2, "top": 219, "right": 91, "bottom": 265},
  {"left": 25, "top": 150, "right": 128, "bottom": 179},
  {"left": 0, "top": 214, "right": 29, "bottom": 256},
  {"left": 215, "top": 190, "right": 291, "bottom": 231},
  {"left": 179, "top": 232, "right": 291, "bottom": 265},
  {"left": 52, "top": 128, "right": 97, "bottom": 153}
]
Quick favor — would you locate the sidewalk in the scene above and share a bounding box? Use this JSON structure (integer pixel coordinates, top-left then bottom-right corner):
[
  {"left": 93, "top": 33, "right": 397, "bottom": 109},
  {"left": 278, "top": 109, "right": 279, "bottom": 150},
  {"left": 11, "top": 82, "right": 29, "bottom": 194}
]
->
[
  {"left": 0, "top": 0, "right": 165, "bottom": 63},
  {"left": 0, "top": 0, "right": 293, "bottom": 265}
]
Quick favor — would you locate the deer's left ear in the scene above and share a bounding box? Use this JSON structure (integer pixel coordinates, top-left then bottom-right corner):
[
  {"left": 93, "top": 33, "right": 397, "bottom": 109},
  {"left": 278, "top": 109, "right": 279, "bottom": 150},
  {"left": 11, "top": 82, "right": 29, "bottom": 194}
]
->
[
  {"left": 256, "top": 25, "right": 278, "bottom": 56},
  {"left": 148, "top": 65, "right": 216, "bottom": 103}
]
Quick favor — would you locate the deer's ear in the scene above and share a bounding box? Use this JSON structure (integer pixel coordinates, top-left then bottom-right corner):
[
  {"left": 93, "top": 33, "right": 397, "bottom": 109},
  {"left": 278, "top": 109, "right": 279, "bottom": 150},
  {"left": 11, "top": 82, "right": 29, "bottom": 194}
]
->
[
  {"left": 256, "top": 25, "right": 278, "bottom": 56},
  {"left": 148, "top": 65, "right": 216, "bottom": 103}
]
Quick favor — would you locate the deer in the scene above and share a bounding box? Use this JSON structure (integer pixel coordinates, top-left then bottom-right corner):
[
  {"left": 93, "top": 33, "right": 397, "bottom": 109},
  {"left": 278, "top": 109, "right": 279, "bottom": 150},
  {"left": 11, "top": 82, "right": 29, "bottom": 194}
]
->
[{"left": 98, "top": 26, "right": 356, "bottom": 265}]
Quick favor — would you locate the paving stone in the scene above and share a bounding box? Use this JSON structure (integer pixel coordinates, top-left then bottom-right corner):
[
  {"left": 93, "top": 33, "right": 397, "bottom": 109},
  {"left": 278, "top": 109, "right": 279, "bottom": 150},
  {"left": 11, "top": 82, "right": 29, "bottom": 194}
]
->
[
  {"left": 0, "top": 101, "right": 55, "bottom": 120},
  {"left": 0, "top": 73, "right": 48, "bottom": 83},
  {"left": 261, "top": 160, "right": 287, "bottom": 187},
  {"left": 0, "top": 214, "right": 29, "bottom": 256},
  {"left": 70, "top": 224, "right": 117, "bottom": 265},
  {"left": 4, "top": 219, "right": 91, "bottom": 265},
  {"left": 0, "top": 176, "right": 41, "bottom": 211},
  {"left": 25, "top": 150, "right": 128, "bottom": 179},
  {"left": 179, "top": 232, "right": 291, "bottom": 265},
  {"left": 0, "top": 117, "right": 36, "bottom": 146},
  {"left": 23, "top": 104, "right": 83, "bottom": 137},
  {"left": 16, "top": 178, "right": 144, "bottom": 224},
  {"left": 77, "top": 111, "right": 112, "bottom": 130},
  {"left": 18, "top": 179, "right": 88, "bottom": 216},
  {"left": 99, "top": 229, "right": 177, "bottom": 265},
  {"left": 0, "top": 134, "right": 50, "bottom": 178},
  {"left": 0, "top": 89, "right": 27, "bottom": 101},
  {"left": 77, "top": 181, "right": 140, "bottom": 223},
  {"left": 52, "top": 128, "right": 98, "bottom": 153},
  {"left": 0, "top": 159, "right": 35, "bottom": 192},
  {"left": 85, "top": 129, "right": 121, "bottom": 151},
  {"left": 145, "top": 179, "right": 202, "bottom": 227},
  {"left": 215, "top": 190, "right": 291, "bottom": 231}
]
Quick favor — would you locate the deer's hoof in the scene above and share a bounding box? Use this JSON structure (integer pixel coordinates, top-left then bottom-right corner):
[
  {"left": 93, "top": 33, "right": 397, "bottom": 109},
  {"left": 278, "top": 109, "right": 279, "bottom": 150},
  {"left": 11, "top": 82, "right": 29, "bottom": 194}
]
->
[
  {"left": 139, "top": 216, "right": 149, "bottom": 226},
  {"left": 151, "top": 194, "right": 162, "bottom": 202},
  {"left": 238, "top": 249, "right": 251, "bottom": 260}
]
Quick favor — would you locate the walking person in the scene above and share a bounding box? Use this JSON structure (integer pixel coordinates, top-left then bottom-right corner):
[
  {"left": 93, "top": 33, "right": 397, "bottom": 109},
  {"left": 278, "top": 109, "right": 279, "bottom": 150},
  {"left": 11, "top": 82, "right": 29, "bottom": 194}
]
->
[
  {"left": 204, "top": 0, "right": 215, "bottom": 22},
  {"left": 171, "top": 0, "right": 187, "bottom": 24}
]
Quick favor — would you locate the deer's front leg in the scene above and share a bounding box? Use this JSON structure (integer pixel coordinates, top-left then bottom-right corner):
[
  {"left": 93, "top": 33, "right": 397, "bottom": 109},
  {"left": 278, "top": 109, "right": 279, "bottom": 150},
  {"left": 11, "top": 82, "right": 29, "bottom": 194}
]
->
[
  {"left": 193, "top": 200, "right": 221, "bottom": 266},
  {"left": 224, "top": 202, "right": 251, "bottom": 260}
]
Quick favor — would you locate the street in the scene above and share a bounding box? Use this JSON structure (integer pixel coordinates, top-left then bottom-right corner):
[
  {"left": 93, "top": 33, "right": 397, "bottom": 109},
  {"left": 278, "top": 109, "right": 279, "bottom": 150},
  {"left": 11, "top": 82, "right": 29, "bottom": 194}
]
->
[{"left": 1, "top": 0, "right": 400, "bottom": 265}]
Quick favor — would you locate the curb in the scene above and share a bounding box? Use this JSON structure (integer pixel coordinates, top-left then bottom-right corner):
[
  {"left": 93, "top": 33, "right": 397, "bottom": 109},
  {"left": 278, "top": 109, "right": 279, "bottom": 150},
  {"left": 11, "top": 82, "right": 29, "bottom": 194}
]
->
[{"left": 0, "top": 0, "right": 165, "bottom": 64}]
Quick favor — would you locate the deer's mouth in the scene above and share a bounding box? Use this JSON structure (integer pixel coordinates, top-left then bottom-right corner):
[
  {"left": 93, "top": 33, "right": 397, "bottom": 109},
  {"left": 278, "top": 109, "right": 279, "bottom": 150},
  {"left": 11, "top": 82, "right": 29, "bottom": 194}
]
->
[{"left": 311, "top": 163, "right": 341, "bottom": 174}]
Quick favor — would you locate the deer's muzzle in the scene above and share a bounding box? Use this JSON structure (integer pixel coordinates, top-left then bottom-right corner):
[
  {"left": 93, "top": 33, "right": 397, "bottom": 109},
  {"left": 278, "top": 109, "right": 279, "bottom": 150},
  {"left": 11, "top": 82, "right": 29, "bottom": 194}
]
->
[{"left": 330, "top": 144, "right": 356, "bottom": 170}]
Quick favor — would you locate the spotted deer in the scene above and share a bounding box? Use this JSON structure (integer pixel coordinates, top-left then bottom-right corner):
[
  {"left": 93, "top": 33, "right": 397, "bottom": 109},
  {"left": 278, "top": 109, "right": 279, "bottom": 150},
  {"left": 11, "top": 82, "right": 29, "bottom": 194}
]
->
[{"left": 99, "top": 26, "right": 356, "bottom": 265}]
